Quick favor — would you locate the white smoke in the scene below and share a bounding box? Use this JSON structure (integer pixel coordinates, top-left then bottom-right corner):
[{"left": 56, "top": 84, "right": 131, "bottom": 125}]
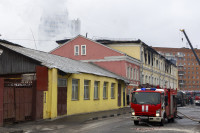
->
[
  {"left": 0, "top": 0, "right": 80, "bottom": 52},
  {"left": 37, "top": 0, "right": 81, "bottom": 51}
]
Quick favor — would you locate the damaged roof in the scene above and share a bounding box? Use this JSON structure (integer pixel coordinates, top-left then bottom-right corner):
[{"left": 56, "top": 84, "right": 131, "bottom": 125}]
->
[{"left": 0, "top": 40, "right": 129, "bottom": 83}]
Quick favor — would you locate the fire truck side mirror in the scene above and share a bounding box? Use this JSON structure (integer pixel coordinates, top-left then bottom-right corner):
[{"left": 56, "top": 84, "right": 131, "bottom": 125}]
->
[{"left": 165, "top": 96, "right": 168, "bottom": 106}]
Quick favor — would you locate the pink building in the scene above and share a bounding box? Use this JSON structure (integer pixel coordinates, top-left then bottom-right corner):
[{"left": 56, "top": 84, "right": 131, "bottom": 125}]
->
[{"left": 51, "top": 35, "right": 141, "bottom": 103}]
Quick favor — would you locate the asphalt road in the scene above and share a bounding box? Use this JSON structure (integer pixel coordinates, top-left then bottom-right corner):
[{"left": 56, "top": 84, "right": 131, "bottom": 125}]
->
[{"left": 48, "top": 105, "right": 200, "bottom": 133}]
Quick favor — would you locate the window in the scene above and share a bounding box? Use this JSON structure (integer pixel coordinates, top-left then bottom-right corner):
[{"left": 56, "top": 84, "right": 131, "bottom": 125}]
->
[
  {"left": 188, "top": 63, "right": 190, "bottom": 65},
  {"left": 197, "top": 72, "right": 199, "bottom": 74},
  {"left": 81, "top": 45, "right": 86, "bottom": 55},
  {"left": 127, "top": 67, "right": 130, "bottom": 79},
  {"left": 137, "top": 70, "right": 139, "bottom": 80},
  {"left": 188, "top": 71, "right": 190, "bottom": 74},
  {"left": 84, "top": 80, "right": 90, "bottom": 99},
  {"left": 149, "top": 76, "right": 151, "bottom": 84},
  {"left": 74, "top": 45, "right": 79, "bottom": 55},
  {"left": 58, "top": 78, "right": 67, "bottom": 87},
  {"left": 196, "top": 67, "right": 198, "bottom": 70},
  {"left": 111, "top": 83, "right": 115, "bottom": 99},
  {"left": 188, "top": 67, "right": 190, "bottom": 70},
  {"left": 134, "top": 69, "right": 136, "bottom": 80},
  {"left": 152, "top": 77, "right": 154, "bottom": 85},
  {"left": 197, "top": 76, "right": 199, "bottom": 79},
  {"left": 72, "top": 79, "right": 79, "bottom": 100},
  {"left": 103, "top": 82, "right": 108, "bottom": 99},
  {"left": 131, "top": 68, "right": 133, "bottom": 79},
  {"left": 94, "top": 81, "right": 99, "bottom": 99}
]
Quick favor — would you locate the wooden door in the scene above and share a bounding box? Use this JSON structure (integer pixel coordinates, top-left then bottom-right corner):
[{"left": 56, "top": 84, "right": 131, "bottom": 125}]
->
[{"left": 57, "top": 87, "right": 67, "bottom": 116}]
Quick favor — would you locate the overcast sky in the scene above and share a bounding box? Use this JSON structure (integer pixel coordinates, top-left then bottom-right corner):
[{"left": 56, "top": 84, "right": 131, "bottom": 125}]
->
[{"left": 0, "top": 0, "right": 200, "bottom": 51}]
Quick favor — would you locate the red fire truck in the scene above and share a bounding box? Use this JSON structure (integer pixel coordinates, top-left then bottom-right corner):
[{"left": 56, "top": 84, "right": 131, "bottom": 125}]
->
[{"left": 131, "top": 87, "right": 177, "bottom": 126}]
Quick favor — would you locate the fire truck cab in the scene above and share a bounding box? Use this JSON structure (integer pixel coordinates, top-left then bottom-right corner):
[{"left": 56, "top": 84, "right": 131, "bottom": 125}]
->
[{"left": 131, "top": 87, "right": 177, "bottom": 126}]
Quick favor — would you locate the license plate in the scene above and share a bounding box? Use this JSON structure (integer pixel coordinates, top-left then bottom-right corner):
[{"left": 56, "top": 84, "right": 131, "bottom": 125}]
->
[{"left": 139, "top": 116, "right": 148, "bottom": 120}]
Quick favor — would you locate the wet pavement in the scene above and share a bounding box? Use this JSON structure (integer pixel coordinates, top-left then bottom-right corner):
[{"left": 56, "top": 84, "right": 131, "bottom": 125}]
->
[
  {"left": 0, "top": 107, "right": 131, "bottom": 133},
  {"left": 1, "top": 105, "right": 200, "bottom": 133}
]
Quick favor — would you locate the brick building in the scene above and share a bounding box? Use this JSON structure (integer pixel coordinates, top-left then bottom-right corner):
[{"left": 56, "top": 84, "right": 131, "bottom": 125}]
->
[{"left": 153, "top": 47, "right": 200, "bottom": 91}]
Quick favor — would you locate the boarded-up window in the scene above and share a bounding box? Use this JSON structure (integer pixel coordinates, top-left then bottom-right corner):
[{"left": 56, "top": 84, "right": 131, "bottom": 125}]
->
[{"left": 36, "top": 66, "right": 48, "bottom": 91}]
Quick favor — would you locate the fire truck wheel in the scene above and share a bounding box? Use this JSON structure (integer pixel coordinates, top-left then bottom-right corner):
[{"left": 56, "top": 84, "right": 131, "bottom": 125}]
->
[
  {"left": 134, "top": 121, "right": 139, "bottom": 125},
  {"left": 160, "top": 118, "right": 164, "bottom": 126},
  {"left": 171, "top": 117, "right": 174, "bottom": 122}
]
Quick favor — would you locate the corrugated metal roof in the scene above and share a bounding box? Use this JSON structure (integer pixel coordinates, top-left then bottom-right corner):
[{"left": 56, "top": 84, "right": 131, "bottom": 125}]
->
[{"left": 0, "top": 42, "right": 129, "bottom": 83}]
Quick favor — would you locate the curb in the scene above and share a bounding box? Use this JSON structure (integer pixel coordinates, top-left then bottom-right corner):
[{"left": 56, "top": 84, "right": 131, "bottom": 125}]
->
[{"left": 87, "top": 110, "right": 131, "bottom": 122}]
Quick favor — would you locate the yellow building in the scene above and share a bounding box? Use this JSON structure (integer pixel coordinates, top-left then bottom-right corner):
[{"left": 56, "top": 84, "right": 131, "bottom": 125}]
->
[
  {"left": 1, "top": 41, "right": 128, "bottom": 120},
  {"left": 43, "top": 69, "right": 127, "bottom": 119},
  {"left": 96, "top": 39, "right": 178, "bottom": 89}
]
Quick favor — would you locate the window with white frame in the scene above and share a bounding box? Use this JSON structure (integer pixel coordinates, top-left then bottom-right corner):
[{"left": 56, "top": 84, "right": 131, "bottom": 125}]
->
[
  {"left": 127, "top": 66, "right": 130, "bottom": 79},
  {"left": 74, "top": 45, "right": 79, "bottom": 55},
  {"left": 94, "top": 81, "right": 99, "bottom": 99},
  {"left": 111, "top": 83, "right": 115, "bottom": 98},
  {"left": 134, "top": 68, "right": 136, "bottom": 80},
  {"left": 81, "top": 45, "right": 86, "bottom": 55},
  {"left": 84, "top": 80, "right": 90, "bottom": 99},
  {"left": 72, "top": 79, "right": 79, "bottom": 100},
  {"left": 131, "top": 68, "right": 133, "bottom": 79},
  {"left": 103, "top": 82, "right": 108, "bottom": 99},
  {"left": 137, "top": 70, "right": 139, "bottom": 80}
]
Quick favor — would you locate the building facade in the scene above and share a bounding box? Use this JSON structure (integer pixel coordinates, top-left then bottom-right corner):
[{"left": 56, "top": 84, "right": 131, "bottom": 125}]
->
[
  {"left": 51, "top": 35, "right": 141, "bottom": 100},
  {"left": 0, "top": 40, "right": 127, "bottom": 126},
  {"left": 96, "top": 39, "right": 178, "bottom": 89},
  {"left": 153, "top": 47, "right": 200, "bottom": 91}
]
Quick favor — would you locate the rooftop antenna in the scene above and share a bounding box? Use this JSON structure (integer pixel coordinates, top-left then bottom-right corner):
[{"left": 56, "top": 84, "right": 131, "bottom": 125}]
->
[{"left": 30, "top": 28, "right": 37, "bottom": 50}]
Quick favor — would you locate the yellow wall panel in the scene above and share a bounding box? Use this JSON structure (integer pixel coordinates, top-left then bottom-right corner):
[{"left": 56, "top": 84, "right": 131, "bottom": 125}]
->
[{"left": 109, "top": 45, "right": 141, "bottom": 60}]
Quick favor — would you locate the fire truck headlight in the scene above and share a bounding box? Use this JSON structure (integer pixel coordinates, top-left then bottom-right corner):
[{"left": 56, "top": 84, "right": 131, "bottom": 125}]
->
[
  {"left": 132, "top": 112, "right": 135, "bottom": 116},
  {"left": 156, "top": 109, "right": 160, "bottom": 117},
  {"left": 131, "top": 109, "right": 135, "bottom": 116}
]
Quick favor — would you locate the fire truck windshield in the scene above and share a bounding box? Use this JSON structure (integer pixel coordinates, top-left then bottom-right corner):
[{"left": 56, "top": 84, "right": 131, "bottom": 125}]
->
[{"left": 132, "top": 92, "right": 161, "bottom": 105}]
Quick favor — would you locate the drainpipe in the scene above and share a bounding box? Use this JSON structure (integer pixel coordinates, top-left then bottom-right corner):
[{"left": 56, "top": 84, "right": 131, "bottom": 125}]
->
[{"left": 140, "top": 45, "right": 143, "bottom": 84}]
